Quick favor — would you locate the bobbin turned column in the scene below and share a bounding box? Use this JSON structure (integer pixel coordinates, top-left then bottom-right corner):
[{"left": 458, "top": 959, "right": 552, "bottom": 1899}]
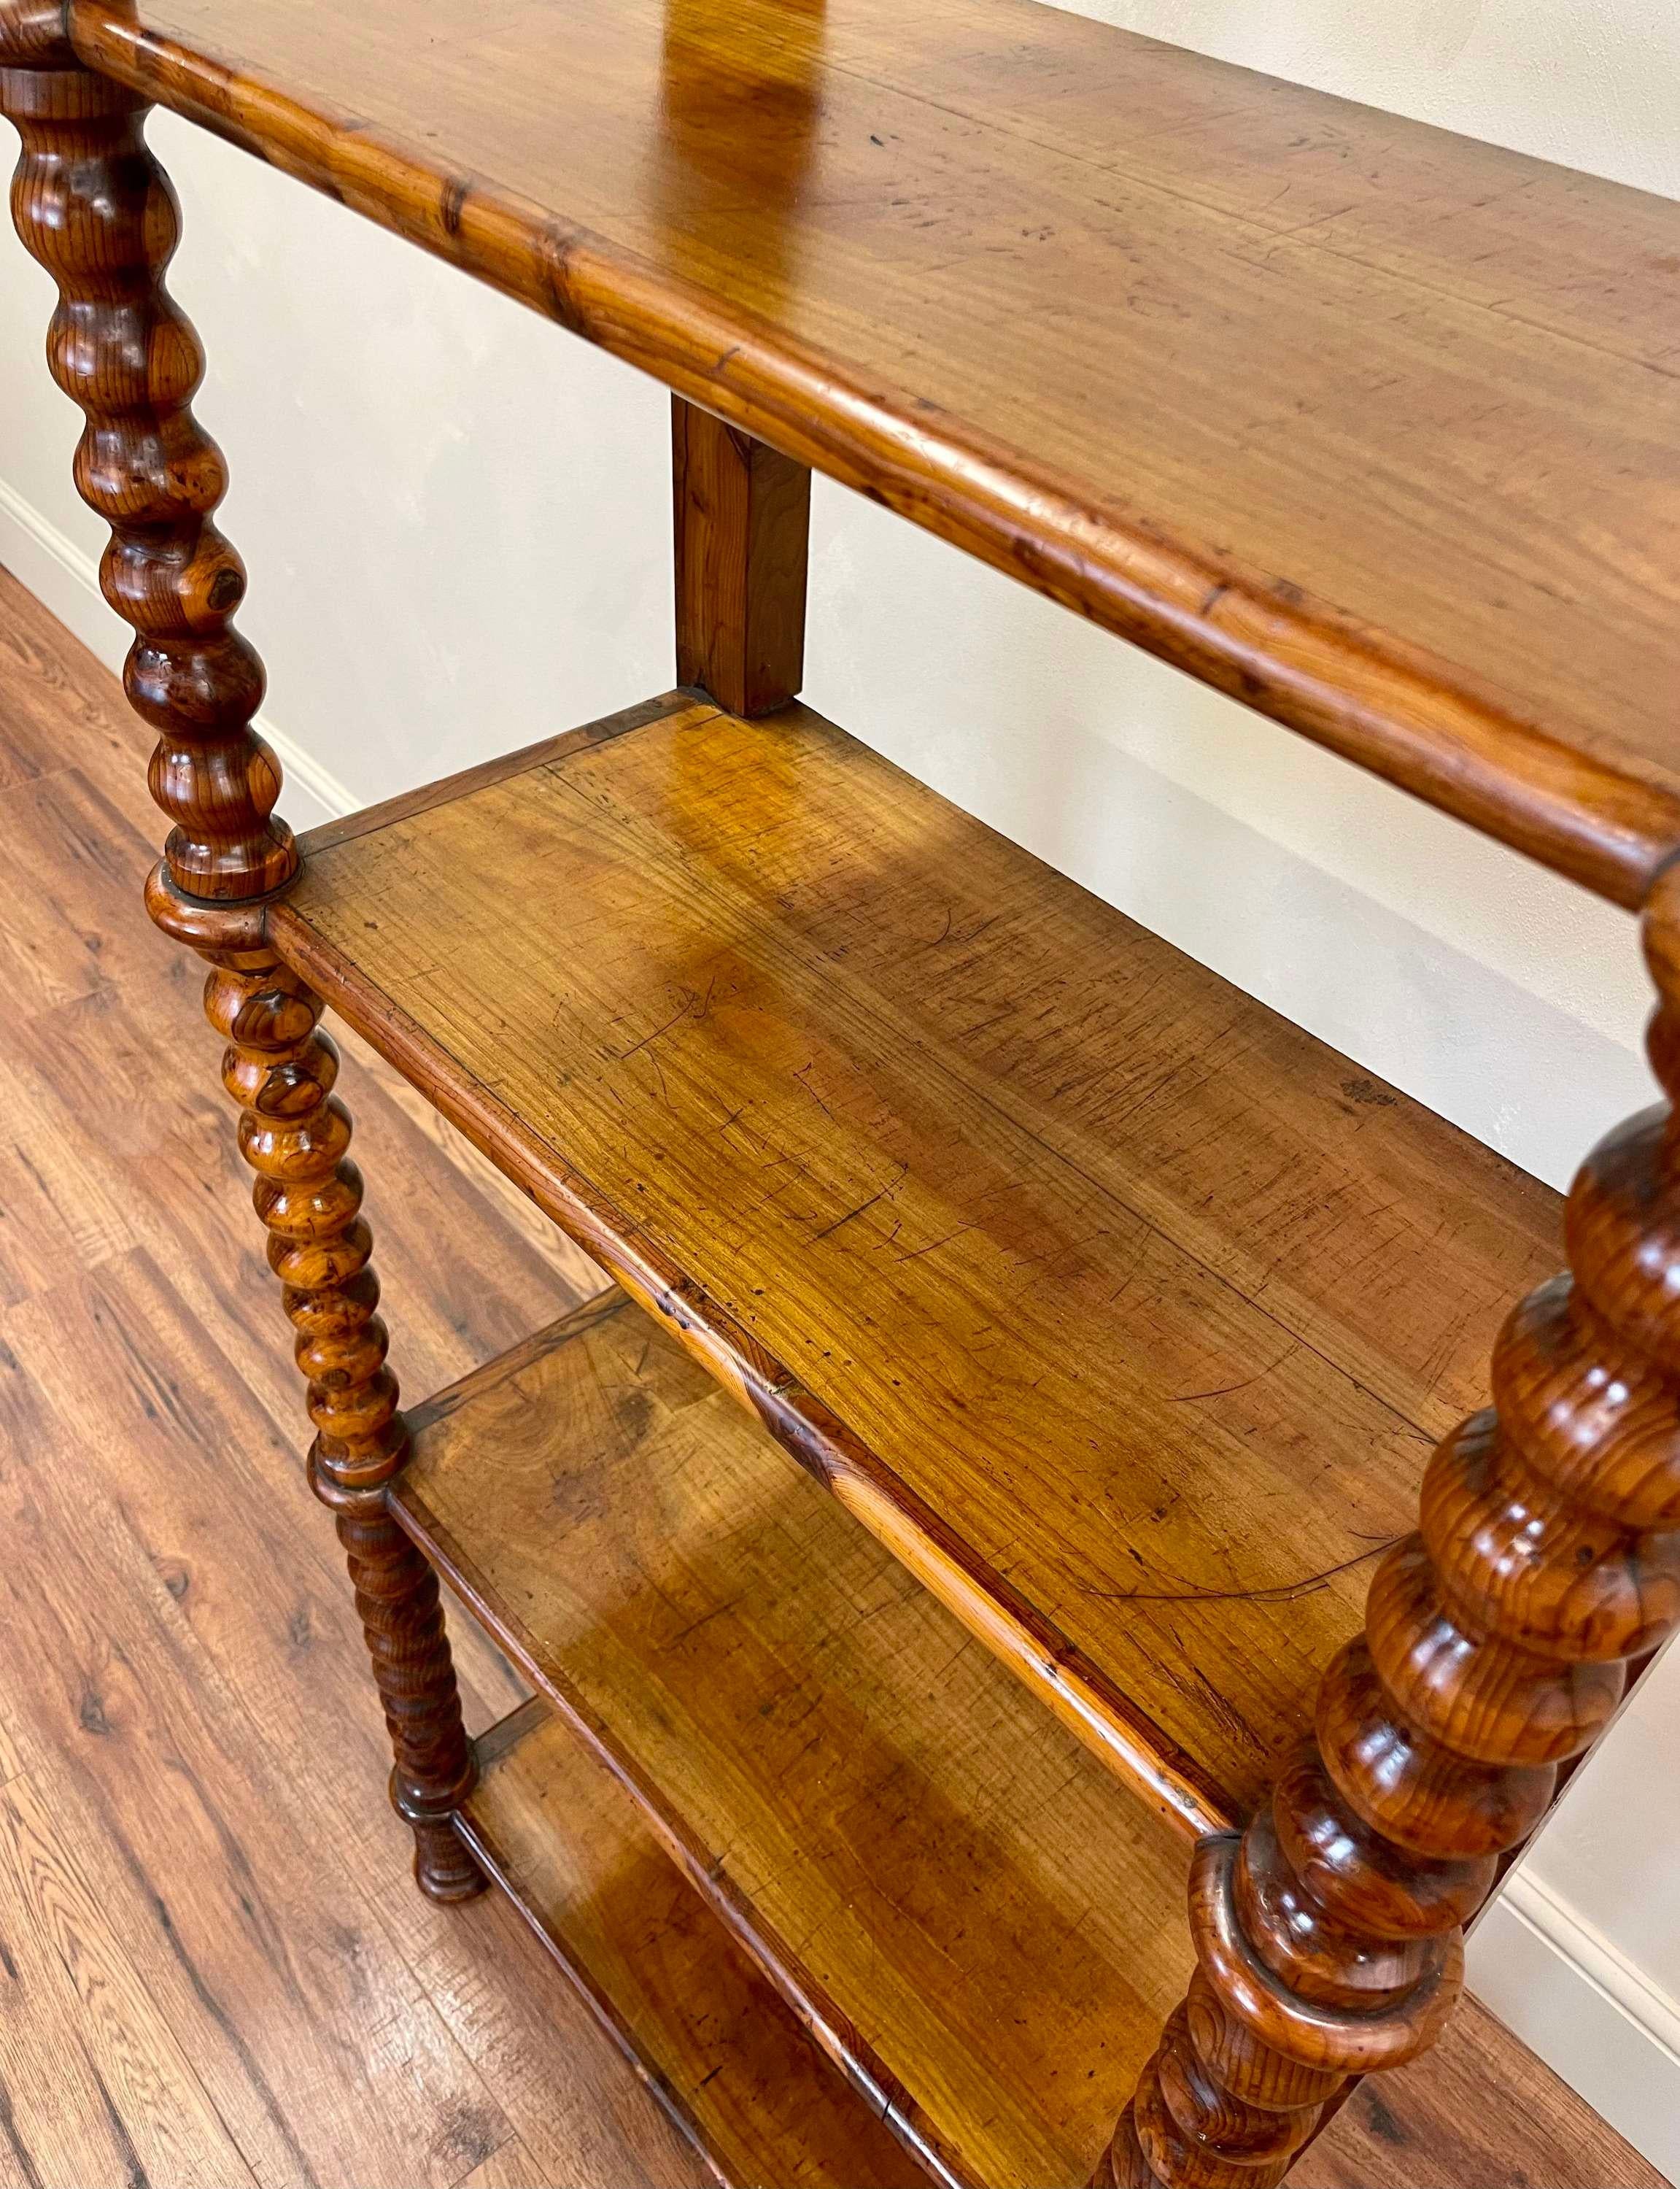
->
[
  {"left": 1097, "top": 865, "right": 1680, "bottom": 2188},
  {"left": 1, "top": 12, "right": 483, "bottom": 1900}
]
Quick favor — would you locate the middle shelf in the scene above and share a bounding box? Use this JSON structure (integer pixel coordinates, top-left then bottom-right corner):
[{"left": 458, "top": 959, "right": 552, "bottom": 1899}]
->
[
  {"left": 272, "top": 687, "right": 1562, "bottom": 1827},
  {"left": 394, "top": 1284, "right": 1197, "bottom": 2189}
]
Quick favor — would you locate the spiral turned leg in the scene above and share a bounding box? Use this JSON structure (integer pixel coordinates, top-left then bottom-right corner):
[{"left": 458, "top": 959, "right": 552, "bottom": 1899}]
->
[
  {"left": 1, "top": 27, "right": 481, "bottom": 1900},
  {"left": 203, "top": 945, "right": 484, "bottom": 1903},
  {"left": 1, "top": 14, "right": 293, "bottom": 899},
  {"left": 1099, "top": 862, "right": 1680, "bottom": 2189}
]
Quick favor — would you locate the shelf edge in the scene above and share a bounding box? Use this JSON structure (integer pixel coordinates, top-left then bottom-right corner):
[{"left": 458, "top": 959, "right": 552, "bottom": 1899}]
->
[{"left": 453, "top": 1701, "right": 735, "bottom": 2189}]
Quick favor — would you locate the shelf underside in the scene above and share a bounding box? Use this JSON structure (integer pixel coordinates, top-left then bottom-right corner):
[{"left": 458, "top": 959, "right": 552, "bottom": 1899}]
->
[
  {"left": 401, "top": 1288, "right": 1196, "bottom": 2189},
  {"left": 278, "top": 689, "right": 1561, "bottom": 1829},
  {"left": 82, "top": 0, "right": 1680, "bottom": 896}
]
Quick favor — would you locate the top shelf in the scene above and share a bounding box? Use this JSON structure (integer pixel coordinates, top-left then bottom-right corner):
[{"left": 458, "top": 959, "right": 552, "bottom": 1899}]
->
[{"left": 72, "top": 0, "right": 1680, "bottom": 906}]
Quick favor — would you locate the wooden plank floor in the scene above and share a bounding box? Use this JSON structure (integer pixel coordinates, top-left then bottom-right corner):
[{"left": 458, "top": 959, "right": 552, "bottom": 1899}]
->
[
  {"left": 0, "top": 561, "right": 1665, "bottom": 2188},
  {"left": 0, "top": 563, "right": 707, "bottom": 2189}
]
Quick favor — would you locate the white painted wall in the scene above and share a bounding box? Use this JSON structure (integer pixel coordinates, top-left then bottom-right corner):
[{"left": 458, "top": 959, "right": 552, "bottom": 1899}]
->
[{"left": 3, "top": 1, "right": 1677, "bottom": 2170}]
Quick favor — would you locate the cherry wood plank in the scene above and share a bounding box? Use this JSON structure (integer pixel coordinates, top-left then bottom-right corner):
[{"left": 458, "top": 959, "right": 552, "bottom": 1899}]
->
[
  {"left": 462, "top": 1700, "right": 929, "bottom": 2189},
  {"left": 395, "top": 1289, "right": 1201, "bottom": 2189},
  {"left": 72, "top": 0, "right": 1680, "bottom": 901},
  {"left": 276, "top": 692, "right": 1561, "bottom": 1827}
]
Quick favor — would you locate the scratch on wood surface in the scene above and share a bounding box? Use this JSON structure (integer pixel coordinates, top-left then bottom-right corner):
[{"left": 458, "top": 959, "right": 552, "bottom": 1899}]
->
[
  {"left": 1169, "top": 1343, "right": 1297, "bottom": 1405},
  {"left": 810, "top": 1167, "right": 907, "bottom": 1242},
  {"left": 611, "top": 990, "right": 700, "bottom": 1062},
  {"left": 1081, "top": 1538, "right": 1400, "bottom": 1607}
]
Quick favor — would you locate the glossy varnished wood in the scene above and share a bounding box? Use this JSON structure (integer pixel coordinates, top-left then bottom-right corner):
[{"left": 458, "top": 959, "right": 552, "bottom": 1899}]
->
[
  {"left": 395, "top": 1286, "right": 1201, "bottom": 2189},
  {"left": 7, "top": 11, "right": 1679, "bottom": 2176},
  {"left": 0, "top": 564, "right": 1661, "bottom": 2189},
  {"left": 61, "top": 0, "right": 1680, "bottom": 901},
  {"left": 202, "top": 933, "right": 486, "bottom": 1902},
  {"left": 1, "top": 8, "right": 293, "bottom": 900},
  {"left": 0, "top": 561, "right": 711, "bottom": 2189},
  {"left": 460, "top": 1702, "right": 926, "bottom": 2189},
  {"left": 465, "top": 1711, "right": 1674, "bottom": 2189},
  {"left": 273, "top": 691, "right": 1561, "bottom": 1829}
]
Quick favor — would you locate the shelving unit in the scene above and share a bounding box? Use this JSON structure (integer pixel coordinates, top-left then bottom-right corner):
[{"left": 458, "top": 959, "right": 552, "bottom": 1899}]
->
[{"left": 4, "top": 2, "right": 1676, "bottom": 2185}]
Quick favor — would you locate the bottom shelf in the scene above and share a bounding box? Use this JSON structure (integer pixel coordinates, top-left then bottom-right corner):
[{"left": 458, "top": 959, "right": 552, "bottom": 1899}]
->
[
  {"left": 405, "top": 1290, "right": 1669, "bottom": 2189},
  {"left": 398, "top": 1286, "right": 1198, "bottom": 2189},
  {"left": 459, "top": 1699, "right": 923, "bottom": 2189},
  {"left": 461, "top": 1705, "right": 1670, "bottom": 2189}
]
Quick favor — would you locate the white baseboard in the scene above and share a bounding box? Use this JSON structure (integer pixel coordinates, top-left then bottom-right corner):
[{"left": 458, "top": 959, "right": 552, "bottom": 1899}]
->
[
  {"left": 3, "top": 466, "right": 1677, "bottom": 2182},
  {"left": 0, "top": 472, "right": 355, "bottom": 830},
  {"left": 1471, "top": 1872, "right": 1680, "bottom": 2181}
]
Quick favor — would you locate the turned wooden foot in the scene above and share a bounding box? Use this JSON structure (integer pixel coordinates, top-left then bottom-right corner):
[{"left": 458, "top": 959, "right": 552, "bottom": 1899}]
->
[
  {"left": 1100, "top": 865, "right": 1680, "bottom": 2188},
  {"left": 338, "top": 1499, "right": 487, "bottom": 1904}
]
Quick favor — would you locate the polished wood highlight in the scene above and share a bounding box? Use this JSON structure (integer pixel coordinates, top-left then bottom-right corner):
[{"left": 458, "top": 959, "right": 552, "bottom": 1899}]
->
[
  {"left": 1, "top": 4, "right": 293, "bottom": 900},
  {"left": 1095, "top": 868, "right": 1680, "bottom": 2187},
  {"left": 0, "top": 563, "right": 1661, "bottom": 2189},
  {"left": 395, "top": 1285, "right": 1200, "bottom": 2189},
  {"left": 0, "top": 24, "right": 484, "bottom": 1899},
  {"left": 460, "top": 1701, "right": 926, "bottom": 2189},
  {"left": 63, "top": 0, "right": 1680, "bottom": 902},
  {"left": 673, "top": 396, "right": 810, "bottom": 717},
  {"left": 272, "top": 691, "right": 1560, "bottom": 1831}
]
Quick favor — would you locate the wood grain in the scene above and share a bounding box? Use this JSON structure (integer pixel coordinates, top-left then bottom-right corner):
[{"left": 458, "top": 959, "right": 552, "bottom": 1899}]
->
[
  {"left": 673, "top": 396, "right": 809, "bottom": 717},
  {"left": 3, "top": 9, "right": 1676, "bottom": 2161},
  {"left": 0, "top": 1770, "right": 258, "bottom": 2189},
  {"left": 463, "top": 1699, "right": 926, "bottom": 2189},
  {"left": 50, "top": 0, "right": 1680, "bottom": 902},
  {"left": 204, "top": 939, "right": 487, "bottom": 1902},
  {"left": 0, "top": 561, "right": 702, "bottom": 2189},
  {"left": 274, "top": 692, "right": 1560, "bottom": 1828},
  {"left": 0, "top": 26, "right": 509, "bottom": 1904},
  {"left": 396, "top": 1287, "right": 1200, "bottom": 2189}
]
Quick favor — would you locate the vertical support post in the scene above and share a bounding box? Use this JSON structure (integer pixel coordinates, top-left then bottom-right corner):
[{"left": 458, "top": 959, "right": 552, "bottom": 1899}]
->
[
  {"left": 673, "top": 393, "right": 810, "bottom": 717},
  {"left": 193, "top": 922, "right": 482, "bottom": 1902},
  {"left": 2, "top": 8, "right": 293, "bottom": 900},
  {"left": 1, "top": 10, "right": 483, "bottom": 1901},
  {"left": 1097, "top": 868, "right": 1680, "bottom": 2188}
]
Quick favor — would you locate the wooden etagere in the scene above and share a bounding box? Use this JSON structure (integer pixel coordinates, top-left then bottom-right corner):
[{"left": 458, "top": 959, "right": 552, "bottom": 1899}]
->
[{"left": 4, "top": 3, "right": 1677, "bottom": 2185}]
